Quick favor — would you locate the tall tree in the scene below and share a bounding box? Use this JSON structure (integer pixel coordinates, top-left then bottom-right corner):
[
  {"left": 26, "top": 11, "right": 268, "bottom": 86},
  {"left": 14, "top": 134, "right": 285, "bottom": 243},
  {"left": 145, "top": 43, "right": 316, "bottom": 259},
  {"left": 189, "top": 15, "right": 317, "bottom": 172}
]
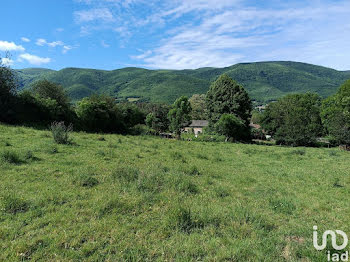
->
[
  {"left": 261, "top": 93, "right": 323, "bottom": 146},
  {"left": 206, "top": 74, "right": 252, "bottom": 140},
  {"left": 31, "top": 79, "right": 70, "bottom": 109},
  {"left": 168, "top": 96, "right": 192, "bottom": 139},
  {"left": 0, "top": 54, "right": 17, "bottom": 123},
  {"left": 189, "top": 94, "right": 207, "bottom": 120},
  {"left": 321, "top": 80, "right": 350, "bottom": 145},
  {"left": 145, "top": 103, "right": 170, "bottom": 133}
]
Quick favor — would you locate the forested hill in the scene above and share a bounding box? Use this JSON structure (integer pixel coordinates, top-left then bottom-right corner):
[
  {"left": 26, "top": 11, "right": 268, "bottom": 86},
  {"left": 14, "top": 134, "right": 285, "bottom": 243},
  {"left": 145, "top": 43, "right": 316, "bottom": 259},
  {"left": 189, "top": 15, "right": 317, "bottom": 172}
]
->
[{"left": 16, "top": 61, "right": 350, "bottom": 103}]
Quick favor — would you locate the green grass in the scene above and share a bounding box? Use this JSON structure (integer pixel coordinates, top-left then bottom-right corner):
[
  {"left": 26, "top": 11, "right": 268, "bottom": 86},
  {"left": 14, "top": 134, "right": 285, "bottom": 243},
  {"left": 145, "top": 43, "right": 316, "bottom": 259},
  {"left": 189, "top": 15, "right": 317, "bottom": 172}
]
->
[
  {"left": 0, "top": 123, "right": 349, "bottom": 261},
  {"left": 16, "top": 61, "right": 350, "bottom": 103}
]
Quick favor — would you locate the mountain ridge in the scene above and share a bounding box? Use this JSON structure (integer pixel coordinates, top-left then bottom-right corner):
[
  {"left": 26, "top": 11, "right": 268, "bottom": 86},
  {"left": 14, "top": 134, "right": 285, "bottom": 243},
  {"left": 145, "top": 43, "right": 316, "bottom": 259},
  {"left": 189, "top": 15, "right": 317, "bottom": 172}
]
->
[{"left": 15, "top": 61, "right": 350, "bottom": 103}]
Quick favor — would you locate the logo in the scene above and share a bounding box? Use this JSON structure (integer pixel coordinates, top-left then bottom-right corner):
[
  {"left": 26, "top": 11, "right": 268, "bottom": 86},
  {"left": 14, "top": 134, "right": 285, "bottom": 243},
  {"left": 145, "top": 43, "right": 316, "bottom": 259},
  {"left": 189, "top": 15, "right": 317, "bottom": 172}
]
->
[{"left": 313, "top": 226, "right": 349, "bottom": 261}]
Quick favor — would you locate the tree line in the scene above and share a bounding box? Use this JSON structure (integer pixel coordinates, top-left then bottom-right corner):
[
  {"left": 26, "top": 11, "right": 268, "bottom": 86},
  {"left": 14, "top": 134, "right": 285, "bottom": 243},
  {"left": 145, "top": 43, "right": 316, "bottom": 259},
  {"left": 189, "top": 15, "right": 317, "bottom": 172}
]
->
[
  {"left": 1, "top": 56, "right": 350, "bottom": 147},
  {"left": 259, "top": 80, "right": 350, "bottom": 147}
]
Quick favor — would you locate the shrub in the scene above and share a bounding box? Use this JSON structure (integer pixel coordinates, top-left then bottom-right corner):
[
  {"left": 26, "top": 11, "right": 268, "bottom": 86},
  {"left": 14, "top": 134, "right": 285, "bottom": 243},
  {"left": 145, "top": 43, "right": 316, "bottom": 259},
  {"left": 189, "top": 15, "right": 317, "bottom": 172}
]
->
[
  {"left": 50, "top": 121, "right": 73, "bottom": 144},
  {"left": 0, "top": 150, "right": 22, "bottom": 164},
  {"left": 2, "top": 195, "right": 29, "bottom": 214},
  {"left": 215, "top": 114, "right": 248, "bottom": 141}
]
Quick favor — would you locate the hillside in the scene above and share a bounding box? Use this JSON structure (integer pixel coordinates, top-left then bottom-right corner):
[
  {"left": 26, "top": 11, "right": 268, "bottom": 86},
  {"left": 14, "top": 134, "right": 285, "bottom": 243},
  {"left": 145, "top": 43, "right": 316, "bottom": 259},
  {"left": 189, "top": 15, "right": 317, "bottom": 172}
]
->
[
  {"left": 16, "top": 61, "right": 350, "bottom": 103},
  {"left": 1, "top": 124, "right": 349, "bottom": 260}
]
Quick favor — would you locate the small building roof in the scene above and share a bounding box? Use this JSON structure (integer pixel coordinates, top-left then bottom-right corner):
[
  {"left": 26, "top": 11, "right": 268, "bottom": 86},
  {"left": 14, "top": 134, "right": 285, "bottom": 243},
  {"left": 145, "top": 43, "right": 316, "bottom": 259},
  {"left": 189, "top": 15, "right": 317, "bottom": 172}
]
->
[{"left": 188, "top": 120, "right": 209, "bottom": 127}]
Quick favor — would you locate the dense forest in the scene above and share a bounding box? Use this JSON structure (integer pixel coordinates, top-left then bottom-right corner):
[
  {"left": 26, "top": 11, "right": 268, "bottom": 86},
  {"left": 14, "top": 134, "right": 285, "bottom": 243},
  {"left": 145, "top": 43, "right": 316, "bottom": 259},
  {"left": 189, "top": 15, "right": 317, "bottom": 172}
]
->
[{"left": 16, "top": 61, "right": 350, "bottom": 104}]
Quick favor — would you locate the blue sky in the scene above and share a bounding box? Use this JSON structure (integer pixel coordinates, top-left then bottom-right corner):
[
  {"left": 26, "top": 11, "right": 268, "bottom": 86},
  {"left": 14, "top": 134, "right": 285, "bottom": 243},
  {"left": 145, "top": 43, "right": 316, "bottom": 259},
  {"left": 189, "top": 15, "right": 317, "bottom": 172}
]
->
[{"left": 1, "top": 0, "right": 350, "bottom": 70}]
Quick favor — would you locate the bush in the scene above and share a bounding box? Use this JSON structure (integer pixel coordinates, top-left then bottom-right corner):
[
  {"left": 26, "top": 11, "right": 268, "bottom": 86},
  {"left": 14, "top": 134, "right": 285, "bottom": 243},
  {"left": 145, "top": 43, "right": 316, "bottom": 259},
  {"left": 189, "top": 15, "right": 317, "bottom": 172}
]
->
[
  {"left": 50, "top": 121, "right": 73, "bottom": 144},
  {"left": 215, "top": 114, "right": 249, "bottom": 141},
  {"left": 0, "top": 150, "right": 22, "bottom": 164},
  {"left": 76, "top": 95, "right": 126, "bottom": 133}
]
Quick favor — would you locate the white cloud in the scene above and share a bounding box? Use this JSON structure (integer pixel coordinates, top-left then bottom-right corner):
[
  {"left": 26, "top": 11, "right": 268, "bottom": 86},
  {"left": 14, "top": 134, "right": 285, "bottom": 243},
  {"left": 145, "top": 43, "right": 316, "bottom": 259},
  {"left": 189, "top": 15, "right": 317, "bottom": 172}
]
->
[
  {"left": 101, "top": 40, "right": 110, "bottom": 48},
  {"left": 130, "top": 1, "right": 350, "bottom": 69},
  {"left": 21, "top": 37, "right": 30, "bottom": 43},
  {"left": 18, "top": 53, "right": 51, "bottom": 65},
  {"left": 47, "top": 41, "right": 64, "bottom": 47},
  {"left": 36, "top": 38, "right": 47, "bottom": 46},
  {"left": 74, "top": 8, "right": 114, "bottom": 23},
  {"left": 34, "top": 38, "right": 76, "bottom": 54},
  {"left": 0, "top": 41, "right": 25, "bottom": 52},
  {"left": 1, "top": 57, "right": 14, "bottom": 66},
  {"left": 74, "top": 0, "right": 350, "bottom": 70},
  {"left": 62, "top": 45, "right": 73, "bottom": 54}
]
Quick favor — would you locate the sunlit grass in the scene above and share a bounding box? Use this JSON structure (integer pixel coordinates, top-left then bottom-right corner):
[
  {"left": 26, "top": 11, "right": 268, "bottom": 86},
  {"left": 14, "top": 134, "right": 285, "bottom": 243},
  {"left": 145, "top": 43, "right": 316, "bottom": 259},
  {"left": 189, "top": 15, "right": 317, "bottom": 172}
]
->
[{"left": 0, "top": 123, "right": 349, "bottom": 261}]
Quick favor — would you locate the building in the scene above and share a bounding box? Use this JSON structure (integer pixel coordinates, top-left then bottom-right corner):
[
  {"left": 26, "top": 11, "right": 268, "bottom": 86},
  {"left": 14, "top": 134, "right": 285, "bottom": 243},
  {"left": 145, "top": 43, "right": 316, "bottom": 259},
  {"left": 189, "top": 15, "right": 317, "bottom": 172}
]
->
[{"left": 184, "top": 120, "right": 209, "bottom": 136}]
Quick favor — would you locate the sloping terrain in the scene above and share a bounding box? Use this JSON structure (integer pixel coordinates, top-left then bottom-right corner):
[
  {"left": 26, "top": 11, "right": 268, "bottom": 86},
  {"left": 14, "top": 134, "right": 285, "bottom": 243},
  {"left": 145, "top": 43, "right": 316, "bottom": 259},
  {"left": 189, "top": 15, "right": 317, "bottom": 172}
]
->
[
  {"left": 16, "top": 61, "right": 350, "bottom": 103},
  {"left": 0, "top": 124, "right": 349, "bottom": 261}
]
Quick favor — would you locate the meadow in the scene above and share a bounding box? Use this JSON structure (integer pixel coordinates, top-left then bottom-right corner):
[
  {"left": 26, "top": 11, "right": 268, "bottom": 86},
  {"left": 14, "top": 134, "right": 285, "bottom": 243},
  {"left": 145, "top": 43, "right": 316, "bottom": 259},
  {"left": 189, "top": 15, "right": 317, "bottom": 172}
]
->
[{"left": 0, "top": 123, "right": 349, "bottom": 261}]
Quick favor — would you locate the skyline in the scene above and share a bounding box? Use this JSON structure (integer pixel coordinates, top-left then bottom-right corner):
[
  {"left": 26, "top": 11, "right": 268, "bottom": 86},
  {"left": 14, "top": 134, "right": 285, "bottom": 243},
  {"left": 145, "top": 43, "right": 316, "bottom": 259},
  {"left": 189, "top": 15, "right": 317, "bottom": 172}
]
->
[{"left": 1, "top": 0, "right": 350, "bottom": 70}]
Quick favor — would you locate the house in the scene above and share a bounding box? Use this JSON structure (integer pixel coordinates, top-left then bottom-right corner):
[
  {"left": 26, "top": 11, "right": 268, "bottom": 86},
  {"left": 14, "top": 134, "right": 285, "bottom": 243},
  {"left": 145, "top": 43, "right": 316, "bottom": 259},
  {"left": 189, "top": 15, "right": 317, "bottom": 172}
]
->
[{"left": 184, "top": 120, "right": 209, "bottom": 136}]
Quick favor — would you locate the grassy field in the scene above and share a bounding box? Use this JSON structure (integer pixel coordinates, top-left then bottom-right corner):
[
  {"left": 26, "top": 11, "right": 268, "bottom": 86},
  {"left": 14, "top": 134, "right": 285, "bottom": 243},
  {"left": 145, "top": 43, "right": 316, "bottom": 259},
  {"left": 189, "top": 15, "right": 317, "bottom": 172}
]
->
[{"left": 0, "top": 124, "right": 349, "bottom": 261}]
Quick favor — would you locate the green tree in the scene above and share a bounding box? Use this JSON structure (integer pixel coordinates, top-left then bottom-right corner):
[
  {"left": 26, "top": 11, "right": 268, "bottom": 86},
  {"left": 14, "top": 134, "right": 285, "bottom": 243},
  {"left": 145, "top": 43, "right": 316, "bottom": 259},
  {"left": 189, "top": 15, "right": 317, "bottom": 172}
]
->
[
  {"left": 145, "top": 103, "right": 170, "bottom": 133},
  {"left": 189, "top": 94, "right": 207, "bottom": 120},
  {"left": 76, "top": 95, "right": 125, "bottom": 133},
  {"left": 0, "top": 54, "right": 17, "bottom": 123},
  {"left": 30, "top": 79, "right": 74, "bottom": 122},
  {"left": 118, "top": 103, "right": 145, "bottom": 130},
  {"left": 168, "top": 96, "right": 192, "bottom": 139},
  {"left": 31, "top": 79, "right": 70, "bottom": 109},
  {"left": 321, "top": 80, "right": 350, "bottom": 145},
  {"left": 206, "top": 74, "right": 252, "bottom": 139},
  {"left": 215, "top": 114, "right": 246, "bottom": 142},
  {"left": 261, "top": 93, "right": 323, "bottom": 146}
]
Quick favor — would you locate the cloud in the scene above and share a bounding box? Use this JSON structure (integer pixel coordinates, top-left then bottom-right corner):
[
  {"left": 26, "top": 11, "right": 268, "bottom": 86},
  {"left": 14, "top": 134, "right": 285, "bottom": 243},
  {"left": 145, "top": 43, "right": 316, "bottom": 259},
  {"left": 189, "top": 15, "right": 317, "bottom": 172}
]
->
[
  {"left": 0, "top": 40, "right": 25, "bottom": 52},
  {"left": 101, "top": 40, "right": 110, "bottom": 48},
  {"left": 36, "top": 38, "right": 47, "bottom": 46},
  {"left": 18, "top": 53, "right": 51, "bottom": 65},
  {"left": 47, "top": 41, "right": 64, "bottom": 47},
  {"left": 35, "top": 38, "right": 76, "bottom": 54},
  {"left": 1, "top": 57, "right": 14, "bottom": 66},
  {"left": 74, "top": 0, "right": 350, "bottom": 70},
  {"left": 74, "top": 8, "right": 114, "bottom": 23},
  {"left": 130, "top": 1, "right": 350, "bottom": 70},
  {"left": 62, "top": 45, "right": 73, "bottom": 54},
  {"left": 21, "top": 37, "right": 30, "bottom": 43}
]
